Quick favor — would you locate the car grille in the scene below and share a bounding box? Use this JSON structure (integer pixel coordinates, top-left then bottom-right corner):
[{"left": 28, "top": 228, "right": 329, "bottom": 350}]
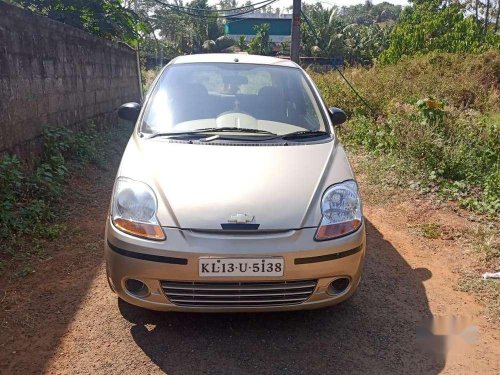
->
[{"left": 161, "top": 280, "right": 317, "bottom": 307}]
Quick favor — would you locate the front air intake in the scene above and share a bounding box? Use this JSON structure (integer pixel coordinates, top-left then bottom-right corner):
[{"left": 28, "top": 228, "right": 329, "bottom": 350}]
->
[{"left": 161, "top": 280, "right": 317, "bottom": 307}]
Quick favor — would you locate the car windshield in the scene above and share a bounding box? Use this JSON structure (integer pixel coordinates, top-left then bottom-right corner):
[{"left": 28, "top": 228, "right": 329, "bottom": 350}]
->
[{"left": 140, "top": 63, "right": 327, "bottom": 136}]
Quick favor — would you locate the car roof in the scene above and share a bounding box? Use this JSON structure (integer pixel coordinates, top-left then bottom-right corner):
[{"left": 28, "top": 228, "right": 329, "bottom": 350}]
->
[{"left": 169, "top": 53, "right": 299, "bottom": 68}]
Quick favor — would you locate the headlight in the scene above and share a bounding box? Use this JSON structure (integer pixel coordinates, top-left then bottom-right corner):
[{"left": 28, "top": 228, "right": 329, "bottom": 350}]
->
[
  {"left": 315, "top": 180, "right": 362, "bottom": 241},
  {"left": 111, "top": 177, "right": 165, "bottom": 240}
]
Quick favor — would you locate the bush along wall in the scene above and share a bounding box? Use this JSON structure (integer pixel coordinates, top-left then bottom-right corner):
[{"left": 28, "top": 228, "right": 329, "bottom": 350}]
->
[{"left": 0, "top": 122, "right": 131, "bottom": 265}]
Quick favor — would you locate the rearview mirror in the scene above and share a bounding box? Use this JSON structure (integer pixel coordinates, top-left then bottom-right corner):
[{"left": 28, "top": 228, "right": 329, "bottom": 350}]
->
[
  {"left": 118, "top": 102, "right": 141, "bottom": 122},
  {"left": 329, "top": 107, "right": 347, "bottom": 126}
]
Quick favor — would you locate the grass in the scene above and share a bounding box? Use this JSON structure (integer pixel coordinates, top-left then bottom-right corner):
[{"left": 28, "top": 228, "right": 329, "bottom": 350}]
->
[
  {"left": 313, "top": 51, "right": 500, "bottom": 320},
  {"left": 354, "top": 134, "right": 500, "bottom": 320},
  {"left": 417, "top": 223, "right": 442, "bottom": 239},
  {"left": 458, "top": 273, "right": 500, "bottom": 321},
  {"left": 311, "top": 51, "right": 500, "bottom": 217},
  {"left": 468, "top": 226, "right": 500, "bottom": 264},
  {"left": 142, "top": 69, "right": 159, "bottom": 93},
  {"left": 311, "top": 51, "right": 499, "bottom": 116},
  {"left": 0, "top": 122, "right": 133, "bottom": 278}
]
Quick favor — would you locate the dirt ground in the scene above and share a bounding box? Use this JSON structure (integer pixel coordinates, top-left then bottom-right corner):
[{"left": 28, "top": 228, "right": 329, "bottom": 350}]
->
[{"left": 0, "top": 148, "right": 499, "bottom": 374}]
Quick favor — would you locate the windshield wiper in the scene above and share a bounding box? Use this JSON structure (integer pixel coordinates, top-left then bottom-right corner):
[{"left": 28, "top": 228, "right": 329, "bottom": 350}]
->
[
  {"left": 148, "top": 127, "right": 276, "bottom": 139},
  {"left": 280, "top": 130, "right": 330, "bottom": 140}
]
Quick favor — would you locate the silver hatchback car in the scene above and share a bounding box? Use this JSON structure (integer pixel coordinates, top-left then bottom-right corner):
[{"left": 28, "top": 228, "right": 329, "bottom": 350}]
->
[{"left": 105, "top": 54, "right": 366, "bottom": 312}]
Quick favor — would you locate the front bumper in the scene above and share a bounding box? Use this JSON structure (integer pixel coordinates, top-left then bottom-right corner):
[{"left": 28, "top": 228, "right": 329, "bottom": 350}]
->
[{"left": 105, "top": 219, "right": 366, "bottom": 312}]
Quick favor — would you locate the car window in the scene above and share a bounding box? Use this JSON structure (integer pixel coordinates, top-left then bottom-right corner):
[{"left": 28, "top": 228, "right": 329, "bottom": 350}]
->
[
  {"left": 192, "top": 70, "right": 224, "bottom": 93},
  {"left": 239, "top": 70, "right": 272, "bottom": 94},
  {"left": 141, "top": 63, "right": 326, "bottom": 135}
]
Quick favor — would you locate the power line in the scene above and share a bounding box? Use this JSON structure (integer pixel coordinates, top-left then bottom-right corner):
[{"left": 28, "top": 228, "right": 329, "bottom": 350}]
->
[
  {"left": 151, "top": 0, "right": 279, "bottom": 19},
  {"left": 154, "top": 0, "right": 276, "bottom": 19},
  {"left": 152, "top": 0, "right": 274, "bottom": 13},
  {"left": 334, "top": 67, "right": 374, "bottom": 113}
]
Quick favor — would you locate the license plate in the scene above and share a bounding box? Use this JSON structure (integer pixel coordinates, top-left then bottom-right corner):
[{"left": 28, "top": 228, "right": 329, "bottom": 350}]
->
[{"left": 199, "top": 258, "right": 284, "bottom": 277}]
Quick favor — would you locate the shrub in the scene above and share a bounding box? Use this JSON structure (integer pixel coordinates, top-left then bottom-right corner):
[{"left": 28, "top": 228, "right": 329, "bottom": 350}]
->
[
  {"left": 379, "top": 1, "right": 499, "bottom": 64},
  {"left": 0, "top": 123, "right": 119, "bottom": 244},
  {"left": 312, "top": 52, "right": 499, "bottom": 215},
  {"left": 311, "top": 51, "right": 499, "bottom": 116}
]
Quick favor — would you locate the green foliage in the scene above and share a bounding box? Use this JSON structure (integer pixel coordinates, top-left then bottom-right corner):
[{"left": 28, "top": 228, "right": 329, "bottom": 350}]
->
[
  {"left": 312, "top": 51, "right": 499, "bottom": 116},
  {"left": 301, "top": 5, "right": 345, "bottom": 58},
  {"left": 13, "top": 0, "right": 144, "bottom": 43},
  {"left": 0, "top": 122, "right": 132, "bottom": 277},
  {"left": 0, "top": 155, "right": 23, "bottom": 203},
  {"left": 0, "top": 123, "right": 119, "bottom": 244},
  {"left": 0, "top": 155, "right": 25, "bottom": 238},
  {"left": 458, "top": 272, "right": 500, "bottom": 320},
  {"left": 141, "top": 0, "right": 224, "bottom": 56},
  {"left": 301, "top": 2, "right": 396, "bottom": 65},
  {"left": 133, "top": 0, "right": 402, "bottom": 61},
  {"left": 312, "top": 52, "right": 500, "bottom": 216},
  {"left": 11, "top": 265, "right": 35, "bottom": 279},
  {"left": 302, "top": 0, "right": 498, "bottom": 65},
  {"left": 338, "top": 0, "right": 402, "bottom": 25},
  {"left": 343, "top": 23, "right": 393, "bottom": 65},
  {"left": 416, "top": 97, "right": 447, "bottom": 125},
  {"left": 417, "top": 222, "right": 442, "bottom": 239},
  {"left": 237, "top": 35, "right": 247, "bottom": 51},
  {"left": 248, "top": 23, "right": 272, "bottom": 56},
  {"left": 379, "top": 1, "right": 500, "bottom": 64},
  {"left": 280, "top": 40, "right": 290, "bottom": 55}
]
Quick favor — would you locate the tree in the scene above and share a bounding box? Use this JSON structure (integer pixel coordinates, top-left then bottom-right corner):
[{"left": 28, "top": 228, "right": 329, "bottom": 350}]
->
[
  {"left": 300, "top": 2, "right": 395, "bottom": 65},
  {"left": 495, "top": 0, "right": 500, "bottom": 31},
  {"left": 301, "top": 3, "right": 345, "bottom": 58},
  {"left": 338, "top": 1, "right": 402, "bottom": 26},
  {"left": 135, "top": 0, "right": 225, "bottom": 56},
  {"left": 379, "top": 0, "right": 500, "bottom": 64},
  {"left": 342, "top": 23, "right": 392, "bottom": 65},
  {"left": 484, "top": 0, "right": 491, "bottom": 33},
  {"left": 12, "top": 0, "right": 142, "bottom": 43}
]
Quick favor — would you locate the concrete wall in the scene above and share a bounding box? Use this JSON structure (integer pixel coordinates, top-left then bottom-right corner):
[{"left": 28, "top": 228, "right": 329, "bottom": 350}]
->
[{"left": 0, "top": 1, "right": 141, "bottom": 155}]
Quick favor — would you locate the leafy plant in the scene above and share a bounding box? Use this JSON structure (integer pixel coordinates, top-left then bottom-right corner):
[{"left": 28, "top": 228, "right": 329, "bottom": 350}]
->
[
  {"left": 0, "top": 155, "right": 25, "bottom": 238},
  {"left": 300, "top": 2, "right": 397, "bottom": 65},
  {"left": 248, "top": 23, "right": 272, "bottom": 56},
  {"left": 0, "top": 155, "right": 23, "bottom": 203},
  {"left": 416, "top": 98, "right": 447, "bottom": 125},
  {"left": 0, "top": 123, "right": 120, "bottom": 245},
  {"left": 237, "top": 35, "right": 247, "bottom": 51},
  {"left": 417, "top": 222, "right": 442, "bottom": 239},
  {"left": 379, "top": 0, "right": 500, "bottom": 64},
  {"left": 12, "top": 0, "right": 144, "bottom": 43},
  {"left": 312, "top": 52, "right": 500, "bottom": 216}
]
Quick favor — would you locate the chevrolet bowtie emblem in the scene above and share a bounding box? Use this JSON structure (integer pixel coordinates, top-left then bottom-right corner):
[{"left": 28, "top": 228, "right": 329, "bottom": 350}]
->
[{"left": 228, "top": 213, "right": 254, "bottom": 224}]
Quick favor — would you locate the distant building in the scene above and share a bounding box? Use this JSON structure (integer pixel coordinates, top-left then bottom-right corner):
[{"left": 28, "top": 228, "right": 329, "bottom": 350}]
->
[{"left": 224, "top": 13, "right": 292, "bottom": 43}]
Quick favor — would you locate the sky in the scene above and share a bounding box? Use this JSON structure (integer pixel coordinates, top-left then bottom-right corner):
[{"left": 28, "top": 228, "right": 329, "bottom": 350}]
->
[{"left": 208, "top": 0, "right": 410, "bottom": 10}]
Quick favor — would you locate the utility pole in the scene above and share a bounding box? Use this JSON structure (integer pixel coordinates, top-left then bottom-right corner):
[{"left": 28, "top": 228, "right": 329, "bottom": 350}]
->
[{"left": 291, "top": 0, "right": 301, "bottom": 63}]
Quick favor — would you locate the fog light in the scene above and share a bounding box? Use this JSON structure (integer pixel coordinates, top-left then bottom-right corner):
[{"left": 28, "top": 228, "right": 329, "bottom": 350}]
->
[
  {"left": 125, "top": 278, "right": 149, "bottom": 298},
  {"left": 328, "top": 277, "right": 350, "bottom": 295}
]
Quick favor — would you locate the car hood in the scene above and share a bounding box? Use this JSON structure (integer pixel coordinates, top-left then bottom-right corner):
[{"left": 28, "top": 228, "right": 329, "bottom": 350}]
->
[{"left": 117, "top": 137, "right": 355, "bottom": 230}]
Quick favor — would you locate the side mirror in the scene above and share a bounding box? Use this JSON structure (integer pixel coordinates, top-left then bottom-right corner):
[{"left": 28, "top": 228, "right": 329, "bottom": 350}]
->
[
  {"left": 329, "top": 107, "right": 347, "bottom": 126},
  {"left": 118, "top": 102, "right": 141, "bottom": 122}
]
